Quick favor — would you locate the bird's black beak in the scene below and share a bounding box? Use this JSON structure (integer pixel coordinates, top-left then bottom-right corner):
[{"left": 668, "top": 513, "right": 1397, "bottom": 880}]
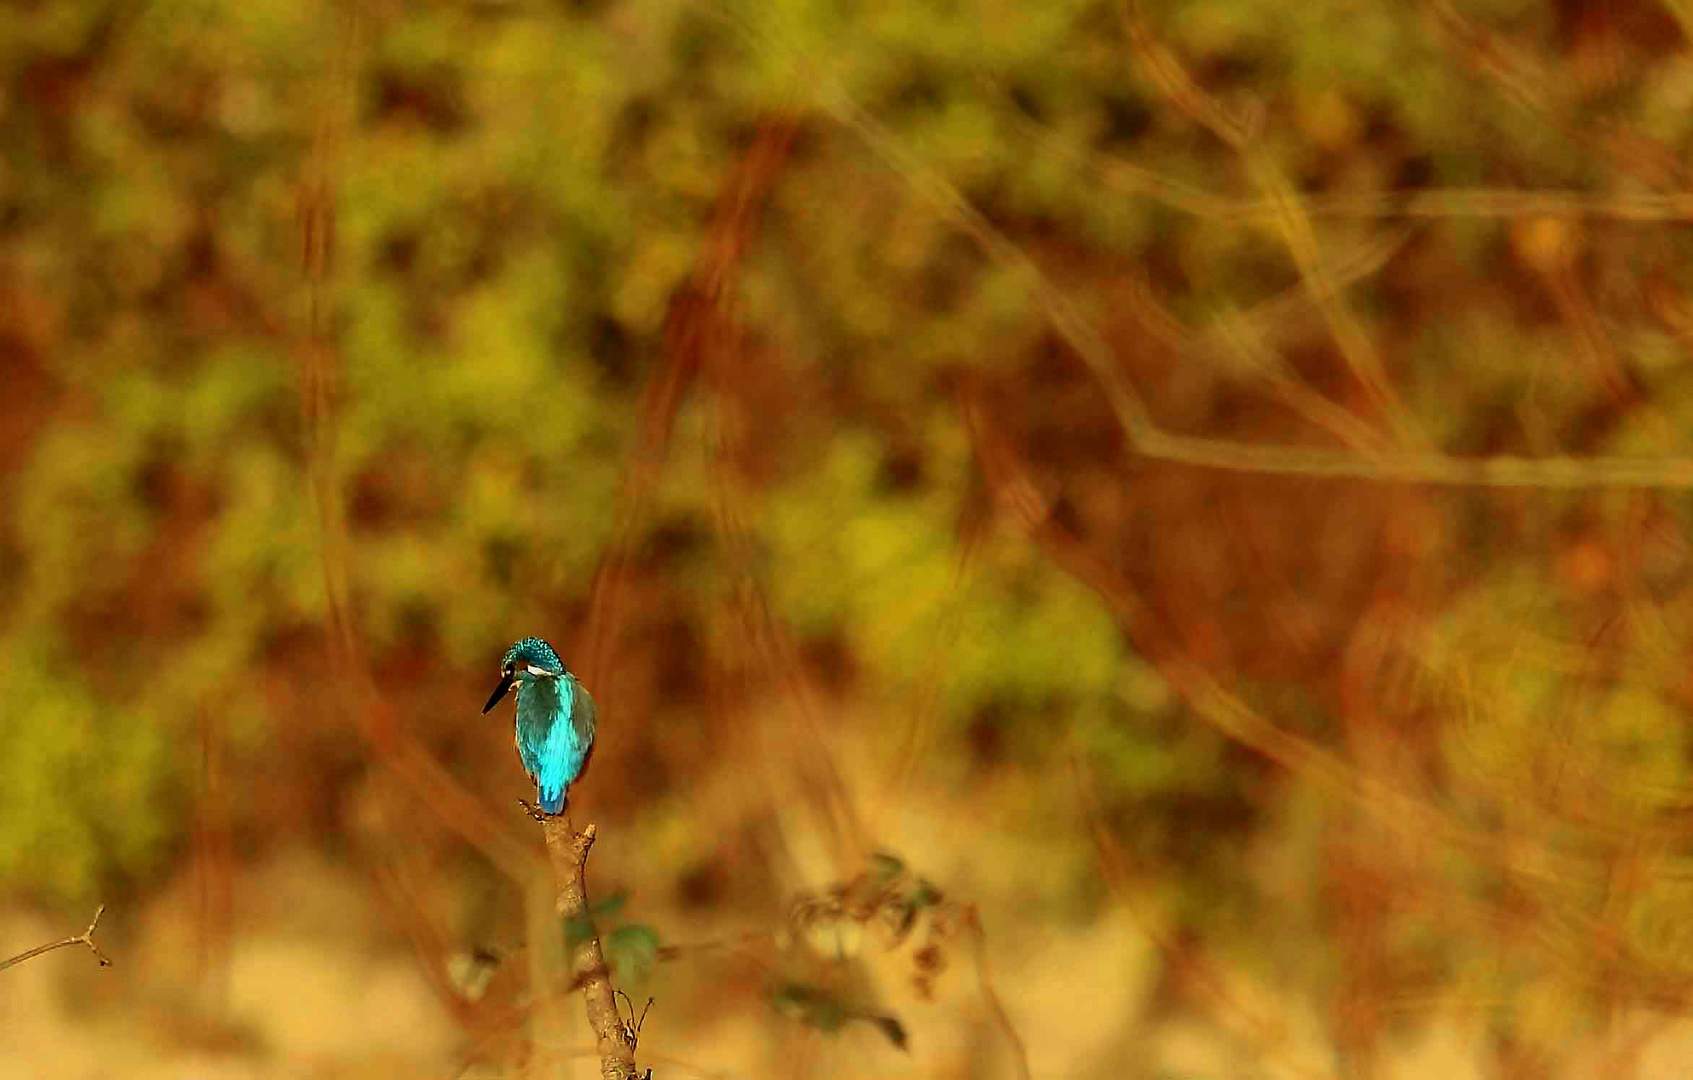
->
[{"left": 482, "top": 670, "right": 516, "bottom": 714}]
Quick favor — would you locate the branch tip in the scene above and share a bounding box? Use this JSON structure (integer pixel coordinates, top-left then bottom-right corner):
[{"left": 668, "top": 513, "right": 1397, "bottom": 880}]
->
[
  {"left": 80, "top": 904, "right": 112, "bottom": 968},
  {"left": 0, "top": 903, "right": 113, "bottom": 974}
]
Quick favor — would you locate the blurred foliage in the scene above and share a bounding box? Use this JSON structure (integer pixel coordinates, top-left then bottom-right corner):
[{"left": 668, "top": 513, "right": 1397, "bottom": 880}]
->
[
  {"left": 604, "top": 922, "right": 661, "bottom": 985},
  {"left": 12, "top": 0, "right": 1693, "bottom": 1073},
  {"left": 563, "top": 890, "right": 662, "bottom": 985},
  {"left": 771, "top": 980, "right": 908, "bottom": 1051}
]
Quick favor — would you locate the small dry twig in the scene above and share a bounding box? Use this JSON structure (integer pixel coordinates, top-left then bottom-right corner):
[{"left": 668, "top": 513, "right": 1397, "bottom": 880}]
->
[
  {"left": 961, "top": 905, "right": 1031, "bottom": 1080},
  {"left": 0, "top": 905, "right": 112, "bottom": 974}
]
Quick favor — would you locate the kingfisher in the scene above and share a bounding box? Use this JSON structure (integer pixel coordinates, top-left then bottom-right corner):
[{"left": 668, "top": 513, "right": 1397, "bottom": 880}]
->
[{"left": 481, "top": 637, "right": 597, "bottom": 819}]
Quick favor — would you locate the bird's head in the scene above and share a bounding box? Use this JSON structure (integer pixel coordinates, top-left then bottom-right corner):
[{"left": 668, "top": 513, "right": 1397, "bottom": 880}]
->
[{"left": 482, "top": 636, "right": 566, "bottom": 713}]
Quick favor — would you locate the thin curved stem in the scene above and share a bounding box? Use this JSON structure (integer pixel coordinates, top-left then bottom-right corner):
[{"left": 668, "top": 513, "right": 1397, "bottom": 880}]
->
[{"left": 0, "top": 905, "right": 111, "bottom": 974}]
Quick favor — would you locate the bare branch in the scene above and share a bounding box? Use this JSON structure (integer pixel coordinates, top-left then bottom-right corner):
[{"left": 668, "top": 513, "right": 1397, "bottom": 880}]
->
[
  {"left": 541, "top": 817, "right": 642, "bottom": 1080},
  {"left": 0, "top": 905, "right": 112, "bottom": 974},
  {"left": 961, "top": 906, "right": 1031, "bottom": 1080}
]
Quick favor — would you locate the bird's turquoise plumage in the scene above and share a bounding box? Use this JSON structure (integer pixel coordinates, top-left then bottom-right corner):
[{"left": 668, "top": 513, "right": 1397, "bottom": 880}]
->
[{"left": 484, "top": 637, "right": 596, "bottom": 815}]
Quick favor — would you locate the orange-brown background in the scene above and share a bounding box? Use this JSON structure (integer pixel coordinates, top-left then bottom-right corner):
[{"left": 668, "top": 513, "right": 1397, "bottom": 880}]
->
[{"left": 7, "top": 1, "right": 1693, "bottom": 1076}]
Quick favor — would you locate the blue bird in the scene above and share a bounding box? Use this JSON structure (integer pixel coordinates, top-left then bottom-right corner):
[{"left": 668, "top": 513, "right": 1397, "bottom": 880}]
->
[{"left": 481, "top": 637, "right": 597, "bottom": 818}]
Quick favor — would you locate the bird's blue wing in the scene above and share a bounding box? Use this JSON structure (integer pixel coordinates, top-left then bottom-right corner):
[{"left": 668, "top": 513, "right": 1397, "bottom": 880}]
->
[
  {"left": 533, "top": 677, "right": 594, "bottom": 814},
  {"left": 571, "top": 679, "right": 597, "bottom": 765}
]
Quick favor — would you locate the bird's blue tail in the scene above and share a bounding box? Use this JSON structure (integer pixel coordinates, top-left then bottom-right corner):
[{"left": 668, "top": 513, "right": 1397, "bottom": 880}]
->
[{"left": 538, "top": 786, "right": 565, "bottom": 815}]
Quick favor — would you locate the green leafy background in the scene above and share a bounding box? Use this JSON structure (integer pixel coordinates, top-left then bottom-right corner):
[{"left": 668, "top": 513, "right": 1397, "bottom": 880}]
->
[{"left": 7, "top": 0, "right": 1693, "bottom": 1075}]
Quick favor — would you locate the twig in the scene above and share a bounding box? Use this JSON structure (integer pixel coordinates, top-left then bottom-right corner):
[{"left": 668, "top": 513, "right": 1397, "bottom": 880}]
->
[
  {"left": 540, "top": 817, "right": 642, "bottom": 1080},
  {"left": 1121, "top": 0, "right": 1424, "bottom": 447},
  {"left": 810, "top": 51, "right": 1693, "bottom": 490},
  {"left": 961, "top": 906, "right": 1031, "bottom": 1080},
  {"left": 0, "top": 905, "right": 111, "bottom": 973}
]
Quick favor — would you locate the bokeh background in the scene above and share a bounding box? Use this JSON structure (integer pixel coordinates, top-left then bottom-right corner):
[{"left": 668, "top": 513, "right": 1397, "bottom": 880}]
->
[{"left": 11, "top": 1, "right": 1693, "bottom": 1076}]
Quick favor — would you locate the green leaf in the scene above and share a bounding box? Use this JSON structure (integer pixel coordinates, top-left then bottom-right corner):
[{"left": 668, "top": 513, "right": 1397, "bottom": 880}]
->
[
  {"left": 588, "top": 891, "right": 630, "bottom": 920},
  {"left": 868, "top": 1015, "right": 908, "bottom": 1052},
  {"left": 563, "top": 915, "right": 598, "bottom": 950},
  {"left": 605, "top": 923, "right": 661, "bottom": 984},
  {"left": 772, "top": 982, "right": 846, "bottom": 1033},
  {"left": 770, "top": 981, "right": 905, "bottom": 1048},
  {"left": 563, "top": 890, "right": 631, "bottom": 948},
  {"left": 868, "top": 851, "right": 906, "bottom": 883}
]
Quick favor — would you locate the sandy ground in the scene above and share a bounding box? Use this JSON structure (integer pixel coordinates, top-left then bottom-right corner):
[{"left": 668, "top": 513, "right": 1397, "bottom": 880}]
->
[{"left": 8, "top": 791, "right": 1693, "bottom": 1078}]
